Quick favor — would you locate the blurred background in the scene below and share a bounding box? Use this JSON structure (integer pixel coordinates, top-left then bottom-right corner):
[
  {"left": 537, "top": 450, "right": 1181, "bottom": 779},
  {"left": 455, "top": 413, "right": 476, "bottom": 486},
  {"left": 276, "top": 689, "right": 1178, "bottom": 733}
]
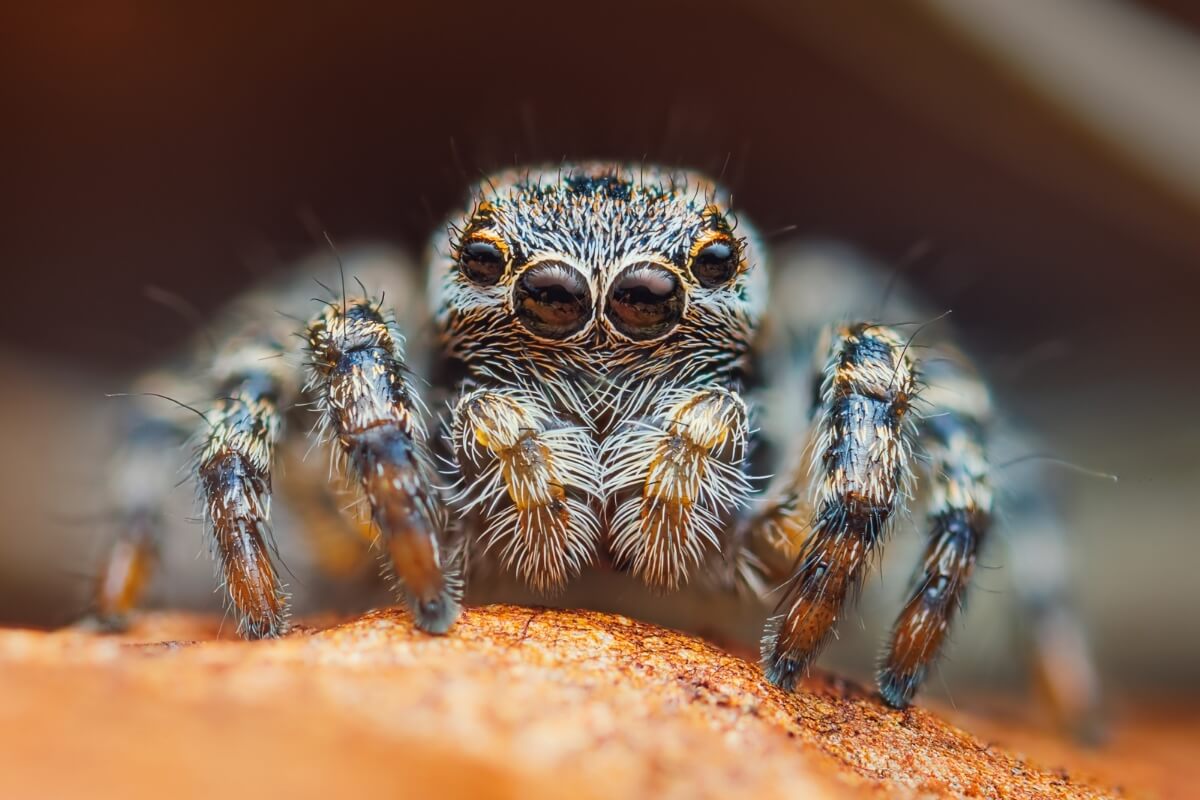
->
[{"left": 1, "top": 0, "right": 1198, "bottom": 708}]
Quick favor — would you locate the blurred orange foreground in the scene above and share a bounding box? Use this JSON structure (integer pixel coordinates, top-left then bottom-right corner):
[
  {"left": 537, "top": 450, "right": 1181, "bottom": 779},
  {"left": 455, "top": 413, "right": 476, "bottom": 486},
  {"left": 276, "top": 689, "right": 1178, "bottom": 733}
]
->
[{"left": 0, "top": 606, "right": 1180, "bottom": 799}]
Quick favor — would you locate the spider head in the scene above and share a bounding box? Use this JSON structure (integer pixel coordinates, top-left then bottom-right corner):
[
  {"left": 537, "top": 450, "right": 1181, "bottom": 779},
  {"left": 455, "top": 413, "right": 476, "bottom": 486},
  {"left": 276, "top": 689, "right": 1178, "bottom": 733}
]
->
[{"left": 430, "top": 163, "right": 765, "bottom": 381}]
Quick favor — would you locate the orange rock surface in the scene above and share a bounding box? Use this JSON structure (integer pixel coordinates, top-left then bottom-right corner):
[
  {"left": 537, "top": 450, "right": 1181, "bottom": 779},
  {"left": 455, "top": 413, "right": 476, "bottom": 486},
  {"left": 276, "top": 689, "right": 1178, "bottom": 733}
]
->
[{"left": 0, "top": 606, "right": 1144, "bottom": 798}]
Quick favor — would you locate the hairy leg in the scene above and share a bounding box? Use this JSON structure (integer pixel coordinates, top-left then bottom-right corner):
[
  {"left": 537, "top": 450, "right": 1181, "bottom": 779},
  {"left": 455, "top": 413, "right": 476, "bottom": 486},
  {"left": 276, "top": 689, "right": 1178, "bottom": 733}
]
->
[
  {"left": 731, "top": 497, "right": 811, "bottom": 601},
  {"left": 761, "top": 323, "right": 918, "bottom": 690},
  {"left": 276, "top": 435, "right": 376, "bottom": 580},
  {"left": 603, "top": 386, "right": 752, "bottom": 589},
  {"left": 450, "top": 388, "right": 601, "bottom": 592},
  {"left": 195, "top": 336, "right": 295, "bottom": 638},
  {"left": 91, "top": 375, "right": 192, "bottom": 627},
  {"left": 90, "top": 247, "right": 434, "bottom": 635},
  {"left": 745, "top": 244, "right": 1100, "bottom": 718},
  {"left": 306, "top": 297, "right": 459, "bottom": 633},
  {"left": 95, "top": 282, "right": 312, "bottom": 636},
  {"left": 878, "top": 352, "right": 993, "bottom": 707},
  {"left": 733, "top": 242, "right": 915, "bottom": 597},
  {"left": 731, "top": 422, "right": 818, "bottom": 598},
  {"left": 1000, "top": 449, "right": 1104, "bottom": 740}
]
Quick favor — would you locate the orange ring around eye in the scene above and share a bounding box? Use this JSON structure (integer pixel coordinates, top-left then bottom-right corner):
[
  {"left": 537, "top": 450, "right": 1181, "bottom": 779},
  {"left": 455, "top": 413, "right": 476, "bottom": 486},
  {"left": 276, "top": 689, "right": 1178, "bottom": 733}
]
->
[
  {"left": 457, "top": 231, "right": 510, "bottom": 286},
  {"left": 688, "top": 232, "right": 741, "bottom": 288}
]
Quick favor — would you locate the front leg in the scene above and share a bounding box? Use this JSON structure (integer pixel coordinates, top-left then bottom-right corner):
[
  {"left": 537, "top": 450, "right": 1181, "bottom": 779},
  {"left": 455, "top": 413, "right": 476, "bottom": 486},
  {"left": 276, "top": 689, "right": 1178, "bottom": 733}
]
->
[
  {"left": 306, "top": 299, "right": 459, "bottom": 634},
  {"left": 603, "top": 386, "right": 752, "bottom": 589},
  {"left": 761, "top": 323, "right": 918, "bottom": 690},
  {"left": 450, "top": 388, "right": 602, "bottom": 592}
]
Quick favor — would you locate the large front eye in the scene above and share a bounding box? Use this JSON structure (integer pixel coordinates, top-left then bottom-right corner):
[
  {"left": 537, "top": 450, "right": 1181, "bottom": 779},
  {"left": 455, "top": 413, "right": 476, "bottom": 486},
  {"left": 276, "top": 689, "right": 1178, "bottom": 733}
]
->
[
  {"left": 606, "top": 262, "right": 685, "bottom": 340},
  {"left": 689, "top": 236, "right": 740, "bottom": 287},
  {"left": 513, "top": 260, "right": 592, "bottom": 339},
  {"left": 458, "top": 236, "right": 507, "bottom": 285}
]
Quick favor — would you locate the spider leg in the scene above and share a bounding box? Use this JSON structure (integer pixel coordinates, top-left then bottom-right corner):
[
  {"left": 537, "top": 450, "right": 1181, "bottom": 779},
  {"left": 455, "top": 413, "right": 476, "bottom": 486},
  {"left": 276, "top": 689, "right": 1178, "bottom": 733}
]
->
[
  {"left": 90, "top": 374, "right": 193, "bottom": 628},
  {"left": 305, "top": 297, "right": 459, "bottom": 633},
  {"left": 603, "top": 386, "right": 752, "bottom": 590},
  {"left": 450, "top": 388, "right": 602, "bottom": 593},
  {"left": 731, "top": 242, "right": 910, "bottom": 597},
  {"left": 761, "top": 323, "right": 918, "bottom": 691},
  {"left": 93, "top": 530, "right": 157, "bottom": 627},
  {"left": 999, "top": 445, "right": 1104, "bottom": 740},
  {"left": 196, "top": 336, "right": 295, "bottom": 639},
  {"left": 729, "top": 423, "right": 818, "bottom": 598},
  {"left": 878, "top": 352, "right": 993, "bottom": 707},
  {"left": 276, "top": 435, "right": 376, "bottom": 580}
]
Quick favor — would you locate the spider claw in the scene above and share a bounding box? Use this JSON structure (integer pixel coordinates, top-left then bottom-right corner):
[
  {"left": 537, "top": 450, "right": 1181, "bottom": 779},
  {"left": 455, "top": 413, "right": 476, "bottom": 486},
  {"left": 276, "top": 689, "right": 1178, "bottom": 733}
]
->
[
  {"left": 877, "top": 664, "right": 922, "bottom": 710},
  {"left": 408, "top": 592, "right": 461, "bottom": 635},
  {"left": 761, "top": 615, "right": 811, "bottom": 692}
]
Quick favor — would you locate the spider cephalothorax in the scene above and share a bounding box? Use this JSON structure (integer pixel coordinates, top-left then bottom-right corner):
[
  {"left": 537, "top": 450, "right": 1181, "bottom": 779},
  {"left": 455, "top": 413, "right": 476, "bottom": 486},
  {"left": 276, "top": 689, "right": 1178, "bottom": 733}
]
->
[
  {"left": 91, "top": 162, "right": 1100, "bottom": 719},
  {"left": 431, "top": 165, "right": 765, "bottom": 593}
]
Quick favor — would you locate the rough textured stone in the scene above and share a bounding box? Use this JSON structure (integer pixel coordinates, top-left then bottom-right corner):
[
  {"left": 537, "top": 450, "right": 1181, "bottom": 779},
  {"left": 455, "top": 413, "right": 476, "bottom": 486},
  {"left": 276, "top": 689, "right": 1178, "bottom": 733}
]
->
[{"left": 0, "top": 606, "right": 1134, "bottom": 799}]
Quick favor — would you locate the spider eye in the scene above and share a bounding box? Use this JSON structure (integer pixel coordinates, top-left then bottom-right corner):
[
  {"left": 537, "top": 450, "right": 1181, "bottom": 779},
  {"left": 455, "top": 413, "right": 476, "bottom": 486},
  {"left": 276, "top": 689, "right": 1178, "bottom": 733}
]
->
[
  {"left": 458, "top": 237, "right": 507, "bottom": 285},
  {"left": 689, "top": 237, "right": 740, "bottom": 287},
  {"left": 606, "top": 262, "right": 685, "bottom": 340},
  {"left": 513, "top": 260, "right": 592, "bottom": 339}
]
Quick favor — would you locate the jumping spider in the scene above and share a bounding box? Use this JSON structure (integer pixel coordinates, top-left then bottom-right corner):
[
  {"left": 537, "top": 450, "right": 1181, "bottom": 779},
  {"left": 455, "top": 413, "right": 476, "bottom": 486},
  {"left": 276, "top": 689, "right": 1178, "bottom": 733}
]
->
[{"left": 93, "top": 162, "right": 1097, "bottom": 712}]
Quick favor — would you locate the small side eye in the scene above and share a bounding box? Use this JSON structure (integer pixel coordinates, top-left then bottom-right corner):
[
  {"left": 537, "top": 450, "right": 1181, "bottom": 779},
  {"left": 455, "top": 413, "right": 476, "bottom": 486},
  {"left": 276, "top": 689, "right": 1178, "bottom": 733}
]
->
[
  {"left": 689, "top": 236, "right": 740, "bottom": 287},
  {"left": 458, "top": 237, "right": 507, "bottom": 285}
]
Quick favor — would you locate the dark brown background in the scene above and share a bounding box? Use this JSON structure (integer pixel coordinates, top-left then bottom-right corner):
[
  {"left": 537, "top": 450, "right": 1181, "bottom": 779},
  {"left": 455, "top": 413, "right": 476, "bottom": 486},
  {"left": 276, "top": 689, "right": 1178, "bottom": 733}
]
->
[{"left": 1, "top": 2, "right": 1197, "bottom": 694}]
